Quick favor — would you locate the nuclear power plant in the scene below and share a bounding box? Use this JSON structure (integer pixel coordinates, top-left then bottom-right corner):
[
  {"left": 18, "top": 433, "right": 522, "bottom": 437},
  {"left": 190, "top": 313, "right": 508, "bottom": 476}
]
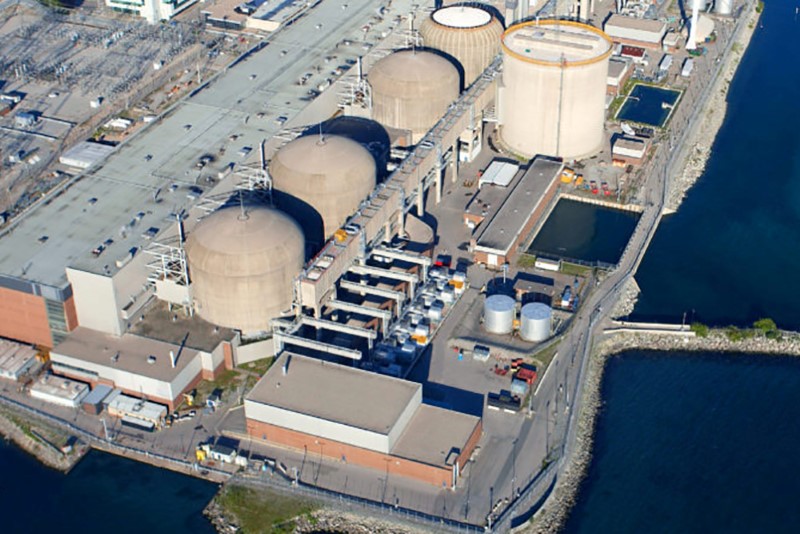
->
[{"left": 0, "top": 0, "right": 734, "bottom": 519}]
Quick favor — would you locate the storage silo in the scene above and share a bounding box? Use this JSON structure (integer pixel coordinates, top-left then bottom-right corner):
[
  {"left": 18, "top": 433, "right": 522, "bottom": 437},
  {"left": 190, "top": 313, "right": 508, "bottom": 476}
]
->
[
  {"left": 519, "top": 302, "right": 552, "bottom": 342},
  {"left": 484, "top": 294, "right": 515, "bottom": 334},
  {"left": 499, "top": 20, "right": 612, "bottom": 159},
  {"left": 715, "top": 0, "right": 732, "bottom": 16},
  {"left": 269, "top": 134, "right": 376, "bottom": 245},
  {"left": 418, "top": 4, "right": 504, "bottom": 89},
  {"left": 185, "top": 205, "right": 304, "bottom": 334},
  {"left": 368, "top": 49, "right": 460, "bottom": 145}
]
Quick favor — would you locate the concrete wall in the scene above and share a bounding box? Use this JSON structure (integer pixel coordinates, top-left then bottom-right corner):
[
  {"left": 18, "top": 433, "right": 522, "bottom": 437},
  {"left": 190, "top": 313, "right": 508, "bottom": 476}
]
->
[
  {"left": 66, "top": 269, "right": 121, "bottom": 335},
  {"left": 234, "top": 339, "right": 275, "bottom": 366},
  {"left": 246, "top": 418, "right": 453, "bottom": 487},
  {"left": 0, "top": 286, "right": 52, "bottom": 347},
  {"left": 387, "top": 387, "right": 422, "bottom": 451},
  {"left": 244, "top": 399, "right": 392, "bottom": 453}
]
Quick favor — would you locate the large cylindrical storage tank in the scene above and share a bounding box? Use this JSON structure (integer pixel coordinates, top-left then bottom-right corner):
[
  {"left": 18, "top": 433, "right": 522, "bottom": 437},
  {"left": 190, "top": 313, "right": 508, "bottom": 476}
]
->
[
  {"left": 419, "top": 4, "right": 504, "bottom": 89},
  {"left": 715, "top": 0, "right": 732, "bottom": 15},
  {"left": 499, "top": 20, "right": 612, "bottom": 160},
  {"left": 185, "top": 206, "right": 305, "bottom": 333},
  {"left": 368, "top": 50, "right": 460, "bottom": 145},
  {"left": 269, "top": 134, "right": 376, "bottom": 245},
  {"left": 520, "top": 303, "right": 552, "bottom": 342},
  {"left": 484, "top": 294, "right": 515, "bottom": 334}
]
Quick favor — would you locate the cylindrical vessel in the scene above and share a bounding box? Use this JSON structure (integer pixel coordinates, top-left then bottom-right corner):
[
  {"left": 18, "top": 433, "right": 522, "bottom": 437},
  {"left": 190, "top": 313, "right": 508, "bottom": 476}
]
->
[
  {"left": 520, "top": 302, "right": 552, "bottom": 342},
  {"left": 368, "top": 50, "right": 460, "bottom": 145},
  {"left": 715, "top": 0, "right": 732, "bottom": 15},
  {"left": 419, "top": 4, "right": 504, "bottom": 89},
  {"left": 499, "top": 20, "right": 612, "bottom": 159},
  {"left": 484, "top": 294, "right": 515, "bottom": 334},
  {"left": 185, "top": 206, "right": 305, "bottom": 334},
  {"left": 269, "top": 134, "right": 376, "bottom": 244}
]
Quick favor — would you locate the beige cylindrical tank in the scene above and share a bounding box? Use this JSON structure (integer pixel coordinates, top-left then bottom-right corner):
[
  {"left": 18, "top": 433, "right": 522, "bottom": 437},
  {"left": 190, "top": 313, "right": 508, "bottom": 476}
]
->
[
  {"left": 499, "top": 20, "right": 612, "bottom": 160},
  {"left": 185, "top": 205, "right": 304, "bottom": 334},
  {"left": 418, "top": 4, "right": 504, "bottom": 89},
  {"left": 269, "top": 134, "right": 376, "bottom": 241},
  {"left": 368, "top": 50, "right": 460, "bottom": 144}
]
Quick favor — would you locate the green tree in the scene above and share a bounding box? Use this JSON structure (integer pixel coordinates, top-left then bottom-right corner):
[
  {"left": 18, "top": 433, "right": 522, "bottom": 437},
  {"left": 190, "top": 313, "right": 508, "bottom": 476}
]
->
[
  {"left": 753, "top": 318, "right": 778, "bottom": 335},
  {"left": 690, "top": 322, "right": 709, "bottom": 338}
]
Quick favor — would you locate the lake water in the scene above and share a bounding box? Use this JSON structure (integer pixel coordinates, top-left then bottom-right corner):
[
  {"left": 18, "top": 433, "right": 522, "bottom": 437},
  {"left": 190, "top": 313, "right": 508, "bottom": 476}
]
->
[
  {"left": 567, "top": 3, "right": 800, "bottom": 533},
  {"left": 528, "top": 198, "right": 640, "bottom": 265},
  {"left": 564, "top": 351, "right": 800, "bottom": 534},
  {"left": 0, "top": 443, "right": 217, "bottom": 534}
]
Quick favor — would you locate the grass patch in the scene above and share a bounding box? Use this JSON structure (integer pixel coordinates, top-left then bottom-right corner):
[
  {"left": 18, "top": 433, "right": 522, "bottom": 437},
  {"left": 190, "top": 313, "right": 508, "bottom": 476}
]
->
[
  {"left": 238, "top": 357, "right": 274, "bottom": 376},
  {"left": 560, "top": 262, "right": 592, "bottom": 277},
  {"left": 216, "top": 484, "right": 318, "bottom": 534},
  {"left": 516, "top": 253, "right": 538, "bottom": 269},
  {"left": 608, "top": 95, "right": 626, "bottom": 119},
  {"left": 530, "top": 341, "right": 559, "bottom": 370}
]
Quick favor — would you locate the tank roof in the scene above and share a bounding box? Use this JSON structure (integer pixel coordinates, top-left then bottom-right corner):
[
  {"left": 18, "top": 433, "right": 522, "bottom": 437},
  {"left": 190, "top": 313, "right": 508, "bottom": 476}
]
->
[
  {"left": 368, "top": 49, "right": 459, "bottom": 86},
  {"left": 503, "top": 20, "right": 612, "bottom": 65},
  {"left": 189, "top": 205, "right": 301, "bottom": 258},
  {"left": 521, "top": 302, "right": 552, "bottom": 319},
  {"left": 485, "top": 294, "right": 515, "bottom": 311},
  {"left": 272, "top": 134, "right": 375, "bottom": 176},
  {"left": 431, "top": 5, "right": 492, "bottom": 28}
]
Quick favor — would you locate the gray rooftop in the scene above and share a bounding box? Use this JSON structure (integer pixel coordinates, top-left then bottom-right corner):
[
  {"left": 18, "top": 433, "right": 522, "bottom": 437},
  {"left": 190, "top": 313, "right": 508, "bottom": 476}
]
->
[
  {"left": 247, "top": 353, "right": 421, "bottom": 435},
  {"left": 51, "top": 327, "right": 201, "bottom": 383},
  {"left": 475, "top": 158, "right": 563, "bottom": 254},
  {"left": 392, "top": 404, "right": 480, "bottom": 468},
  {"left": 0, "top": 0, "right": 404, "bottom": 291}
]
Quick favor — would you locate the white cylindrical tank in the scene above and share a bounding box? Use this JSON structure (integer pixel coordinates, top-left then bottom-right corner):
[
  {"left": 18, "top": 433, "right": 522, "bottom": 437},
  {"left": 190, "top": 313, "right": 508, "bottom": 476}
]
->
[
  {"left": 368, "top": 50, "right": 460, "bottom": 145},
  {"left": 519, "top": 302, "right": 552, "bottom": 342},
  {"left": 484, "top": 294, "right": 515, "bottom": 334},
  {"left": 715, "top": 0, "right": 732, "bottom": 15},
  {"left": 269, "top": 134, "right": 376, "bottom": 242},
  {"left": 185, "top": 205, "right": 305, "bottom": 334},
  {"left": 419, "top": 4, "right": 504, "bottom": 89},
  {"left": 499, "top": 20, "right": 613, "bottom": 159}
]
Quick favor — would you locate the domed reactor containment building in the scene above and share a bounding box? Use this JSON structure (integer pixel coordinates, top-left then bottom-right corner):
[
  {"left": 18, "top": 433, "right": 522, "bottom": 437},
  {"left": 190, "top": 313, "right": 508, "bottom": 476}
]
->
[
  {"left": 185, "top": 205, "right": 305, "bottom": 334},
  {"left": 418, "top": 4, "right": 504, "bottom": 89},
  {"left": 367, "top": 49, "right": 460, "bottom": 146},
  {"left": 268, "top": 134, "right": 377, "bottom": 250},
  {"left": 498, "top": 20, "right": 612, "bottom": 160}
]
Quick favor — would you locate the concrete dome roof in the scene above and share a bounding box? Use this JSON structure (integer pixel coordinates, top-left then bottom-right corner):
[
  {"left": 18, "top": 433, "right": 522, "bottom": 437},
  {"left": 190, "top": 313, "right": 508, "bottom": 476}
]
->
[
  {"left": 269, "top": 134, "right": 376, "bottom": 240},
  {"left": 186, "top": 205, "right": 303, "bottom": 275},
  {"left": 367, "top": 49, "right": 460, "bottom": 97},
  {"left": 185, "top": 205, "right": 305, "bottom": 333}
]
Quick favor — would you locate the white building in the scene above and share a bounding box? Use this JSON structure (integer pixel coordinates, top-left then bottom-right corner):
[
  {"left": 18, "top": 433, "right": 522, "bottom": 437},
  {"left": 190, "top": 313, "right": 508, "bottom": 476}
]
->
[
  {"left": 30, "top": 374, "right": 90, "bottom": 408},
  {"left": 105, "top": 0, "right": 198, "bottom": 24},
  {"left": 0, "top": 339, "right": 39, "bottom": 381}
]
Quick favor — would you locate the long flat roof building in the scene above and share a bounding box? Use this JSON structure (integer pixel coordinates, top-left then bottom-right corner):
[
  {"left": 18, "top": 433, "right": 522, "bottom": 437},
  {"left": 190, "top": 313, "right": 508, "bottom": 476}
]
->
[
  {"left": 604, "top": 15, "right": 668, "bottom": 49},
  {"left": 245, "top": 353, "right": 482, "bottom": 487},
  {"left": 472, "top": 158, "right": 564, "bottom": 268}
]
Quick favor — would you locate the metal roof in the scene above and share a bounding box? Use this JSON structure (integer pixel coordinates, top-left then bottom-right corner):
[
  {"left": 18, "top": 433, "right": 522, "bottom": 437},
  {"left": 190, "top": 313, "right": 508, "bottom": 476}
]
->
[
  {"left": 475, "top": 158, "right": 563, "bottom": 255},
  {"left": 0, "top": 0, "right": 406, "bottom": 291},
  {"left": 246, "top": 353, "right": 421, "bottom": 435},
  {"left": 392, "top": 404, "right": 480, "bottom": 468}
]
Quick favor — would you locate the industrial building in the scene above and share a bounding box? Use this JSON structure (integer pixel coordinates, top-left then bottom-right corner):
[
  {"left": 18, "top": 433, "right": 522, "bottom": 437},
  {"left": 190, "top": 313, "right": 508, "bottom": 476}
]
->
[
  {"left": 607, "top": 58, "right": 633, "bottom": 96},
  {"left": 471, "top": 158, "right": 564, "bottom": 268},
  {"left": 49, "top": 327, "right": 231, "bottom": 410},
  {"left": 498, "top": 20, "right": 613, "bottom": 159},
  {"left": 603, "top": 15, "right": 668, "bottom": 49},
  {"left": 418, "top": 4, "right": 504, "bottom": 89},
  {"left": 0, "top": 338, "right": 39, "bottom": 381},
  {"left": 612, "top": 136, "right": 649, "bottom": 166},
  {"left": 104, "top": 0, "right": 198, "bottom": 24},
  {"left": 245, "top": 353, "right": 482, "bottom": 487},
  {"left": 368, "top": 49, "right": 461, "bottom": 145},
  {"left": 30, "top": 374, "right": 89, "bottom": 408}
]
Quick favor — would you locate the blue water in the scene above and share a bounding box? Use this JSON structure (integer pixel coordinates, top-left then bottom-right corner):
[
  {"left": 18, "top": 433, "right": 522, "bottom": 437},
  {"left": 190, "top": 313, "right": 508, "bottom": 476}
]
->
[
  {"left": 528, "top": 199, "right": 640, "bottom": 265},
  {"left": 631, "top": 3, "right": 800, "bottom": 330},
  {"left": 565, "top": 351, "right": 800, "bottom": 534},
  {"left": 616, "top": 84, "right": 681, "bottom": 127},
  {"left": 0, "top": 443, "right": 217, "bottom": 533},
  {"left": 568, "top": 4, "right": 800, "bottom": 532}
]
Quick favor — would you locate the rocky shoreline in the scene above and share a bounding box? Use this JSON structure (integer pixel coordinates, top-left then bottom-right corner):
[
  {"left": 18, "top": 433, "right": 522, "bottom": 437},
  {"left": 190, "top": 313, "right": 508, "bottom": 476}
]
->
[
  {"left": 665, "top": 6, "right": 761, "bottom": 212},
  {"left": 527, "top": 324, "right": 797, "bottom": 533},
  {"left": 0, "top": 407, "right": 84, "bottom": 472}
]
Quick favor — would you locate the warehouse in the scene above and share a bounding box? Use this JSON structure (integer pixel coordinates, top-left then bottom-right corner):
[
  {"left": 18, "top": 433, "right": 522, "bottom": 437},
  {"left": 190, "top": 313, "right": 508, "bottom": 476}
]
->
[
  {"left": 49, "top": 327, "right": 229, "bottom": 410},
  {"left": 245, "top": 353, "right": 482, "bottom": 488},
  {"left": 0, "top": 338, "right": 39, "bottom": 381},
  {"left": 59, "top": 141, "right": 117, "bottom": 170},
  {"left": 612, "top": 136, "right": 649, "bottom": 166},
  {"left": 29, "top": 374, "right": 89, "bottom": 408},
  {"left": 472, "top": 158, "right": 564, "bottom": 268},
  {"left": 603, "top": 15, "right": 668, "bottom": 49}
]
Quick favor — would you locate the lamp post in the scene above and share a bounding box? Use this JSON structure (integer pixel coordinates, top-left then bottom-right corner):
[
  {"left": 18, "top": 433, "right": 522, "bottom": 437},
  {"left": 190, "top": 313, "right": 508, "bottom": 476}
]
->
[{"left": 511, "top": 438, "right": 518, "bottom": 498}]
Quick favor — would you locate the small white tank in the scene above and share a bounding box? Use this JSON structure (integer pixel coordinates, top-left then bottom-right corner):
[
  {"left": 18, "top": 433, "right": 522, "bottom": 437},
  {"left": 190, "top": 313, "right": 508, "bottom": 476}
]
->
[
  {"left": 520, "top": 303, "right": 552, "bottom": 342},
  {"left": 484, "top": 294, "right": 515, "bottom": 334}
]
